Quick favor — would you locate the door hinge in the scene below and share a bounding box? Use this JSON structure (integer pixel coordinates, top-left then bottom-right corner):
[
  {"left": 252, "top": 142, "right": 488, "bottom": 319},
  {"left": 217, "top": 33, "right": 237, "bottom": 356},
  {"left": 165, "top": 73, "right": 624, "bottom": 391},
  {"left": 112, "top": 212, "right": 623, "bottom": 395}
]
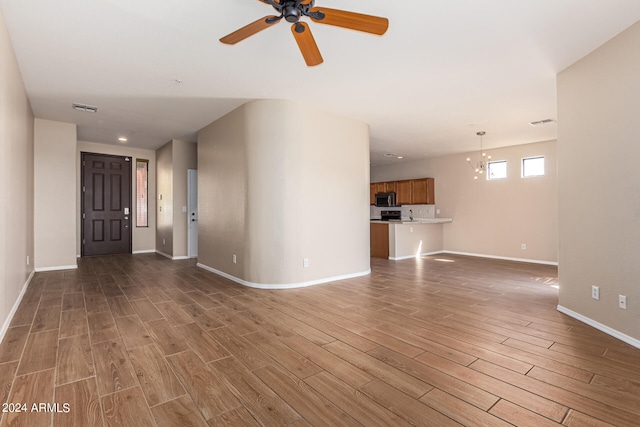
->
[
  {"left": 82, "top": 239, "right": 85, "bottom": 245},
  {"left": 82, "top": 161, "right": 85, "bottom": 166},
  {"left": 82, "top": 186, "right": 85, "bottom": 192},
  {"left": 125, "top": 157, "right": 130, "bottom": 162},
  {"left": 82, "top": 213, "right": 85, "bottom": 219}
]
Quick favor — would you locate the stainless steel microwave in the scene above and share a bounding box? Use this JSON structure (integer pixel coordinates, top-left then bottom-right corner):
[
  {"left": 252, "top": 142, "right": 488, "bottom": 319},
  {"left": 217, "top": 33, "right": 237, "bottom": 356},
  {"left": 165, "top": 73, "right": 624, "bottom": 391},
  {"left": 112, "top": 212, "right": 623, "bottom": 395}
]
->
[{"left": 375, "top": 192, "right": 397, "bottom": 207}]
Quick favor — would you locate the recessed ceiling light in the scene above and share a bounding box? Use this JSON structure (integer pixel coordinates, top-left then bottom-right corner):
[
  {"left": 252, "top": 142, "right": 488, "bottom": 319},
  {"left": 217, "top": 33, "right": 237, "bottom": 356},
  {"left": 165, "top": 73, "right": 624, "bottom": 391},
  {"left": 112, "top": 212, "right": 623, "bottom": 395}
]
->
[
  {"left": 383, "top": 153, "right": 396, "bottom": 158},
  {"left": 397, "top": 156, "right": 404, "bottom": 159},
  {"left": 118, "top": 137, "right": 128, "bottom": 142},
  {"left": 171, "top": 79, "right": 184, "bottom": 84}
]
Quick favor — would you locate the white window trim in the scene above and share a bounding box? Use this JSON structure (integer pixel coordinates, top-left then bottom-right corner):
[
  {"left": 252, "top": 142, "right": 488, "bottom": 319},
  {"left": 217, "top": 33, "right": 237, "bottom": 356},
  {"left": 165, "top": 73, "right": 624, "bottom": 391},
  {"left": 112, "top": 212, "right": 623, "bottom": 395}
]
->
[
  {"left": 521, "top": 155, "right": 545, "bottom": 178},
  {"left": 487, "top": 160, "right": 507, "bottom": 180}
]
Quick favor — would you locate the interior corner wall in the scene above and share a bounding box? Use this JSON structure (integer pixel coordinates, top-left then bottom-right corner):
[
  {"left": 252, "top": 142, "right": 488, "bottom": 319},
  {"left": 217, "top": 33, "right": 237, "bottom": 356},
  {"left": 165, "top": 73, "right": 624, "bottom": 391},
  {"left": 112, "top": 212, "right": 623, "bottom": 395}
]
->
[
  {"left": 371, "top": 140, "right": 558, "bottom": 264},
  {"left": 198, "top": 100, "right": 371, "bottom": 287},
  {"left": 557, "top": 21, "right": 640, "bottom": 343},
  {"left": 76, "top": 141, "right": 157, "bottom": 255},
  {"left": 34, "top": 119, "right": 77, "bottom": 271},
  {"left": 0, "top": 7, "right": 35, "bottom": 338},
  {"left": 171, "top": 139, "right": 197, "bottom": 258},
  {"left": 156, "top": 141, "right": 173, "bottom": 257}
]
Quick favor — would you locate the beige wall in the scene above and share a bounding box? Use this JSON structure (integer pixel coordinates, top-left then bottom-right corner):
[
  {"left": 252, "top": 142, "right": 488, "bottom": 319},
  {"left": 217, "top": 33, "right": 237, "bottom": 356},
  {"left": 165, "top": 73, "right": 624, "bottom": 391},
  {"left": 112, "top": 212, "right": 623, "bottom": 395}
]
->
[
  {"left": 389, "top": 223, "right": 444, "bottom": 260},
  {"left": 0, "top": 8, "right": 34, "bottom": 337},
  {"left": 156, "top": 141, "right": 173, "bottom": 257},
  {"left": 197, "top": 106, "right": 247, "bottom": 278},
  {"left": 34, "top": 119, "right": 77, "bottom": 270},
  {"left": 77, "top": 141, "right": 157, "bottom": 255},
  {"left": 372, "top": 140, "right": 558, "bottom": 264},
  {"left": 557, "top": 21, "right": 640, "bottom": 343},
  {"left": 198, "top": 100, "right": 371, "bottom": 287}
]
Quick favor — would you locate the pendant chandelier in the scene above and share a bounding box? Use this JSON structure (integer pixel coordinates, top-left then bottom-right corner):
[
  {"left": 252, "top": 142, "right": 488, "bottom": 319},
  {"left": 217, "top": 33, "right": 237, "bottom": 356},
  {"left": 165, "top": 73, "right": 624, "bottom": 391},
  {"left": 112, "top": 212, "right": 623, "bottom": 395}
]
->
[{"left": 466, "top": 131, "right": 491, "bottom": 180}]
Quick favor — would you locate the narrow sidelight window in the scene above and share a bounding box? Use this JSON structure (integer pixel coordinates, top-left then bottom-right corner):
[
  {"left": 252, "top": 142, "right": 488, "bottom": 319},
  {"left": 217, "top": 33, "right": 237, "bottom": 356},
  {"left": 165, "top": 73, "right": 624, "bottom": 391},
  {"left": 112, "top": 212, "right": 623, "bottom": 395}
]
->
[{"left": 136, "top": 159, "right": 149, "bottom": 227}]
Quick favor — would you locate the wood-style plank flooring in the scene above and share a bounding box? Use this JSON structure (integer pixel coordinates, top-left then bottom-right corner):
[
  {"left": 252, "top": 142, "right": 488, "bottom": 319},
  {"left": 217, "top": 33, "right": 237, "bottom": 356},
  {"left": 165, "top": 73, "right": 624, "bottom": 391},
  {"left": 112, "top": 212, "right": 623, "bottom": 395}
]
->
[{"left": 1, "top": 253, "right": 639, "bottom": 426}]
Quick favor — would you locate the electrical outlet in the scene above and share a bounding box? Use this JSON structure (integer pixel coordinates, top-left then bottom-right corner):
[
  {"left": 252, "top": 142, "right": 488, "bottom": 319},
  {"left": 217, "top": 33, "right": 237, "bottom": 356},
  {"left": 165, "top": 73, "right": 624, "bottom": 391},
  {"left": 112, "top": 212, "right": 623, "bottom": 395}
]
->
[
  {"left": 521, "top": 243, "right": 527, "bottom": 250},
  {"left": 303, "top": 258, "right": 309, "bottom": 268},
  {"left": 619, "top": 295, "right": 627, "bottom": 309},
  {"left": 592, "top": 286, "right": 600, "bottom": 300},
  {"left": 233, "top": 254, "right": 237, "bottom": 264}
]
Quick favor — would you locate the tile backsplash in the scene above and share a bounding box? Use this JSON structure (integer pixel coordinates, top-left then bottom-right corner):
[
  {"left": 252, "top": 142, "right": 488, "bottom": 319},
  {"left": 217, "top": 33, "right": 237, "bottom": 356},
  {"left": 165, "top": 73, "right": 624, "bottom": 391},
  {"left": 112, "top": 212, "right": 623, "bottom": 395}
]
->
[{"left": 370, "top": 204, "right": 435, "bottom": 220}]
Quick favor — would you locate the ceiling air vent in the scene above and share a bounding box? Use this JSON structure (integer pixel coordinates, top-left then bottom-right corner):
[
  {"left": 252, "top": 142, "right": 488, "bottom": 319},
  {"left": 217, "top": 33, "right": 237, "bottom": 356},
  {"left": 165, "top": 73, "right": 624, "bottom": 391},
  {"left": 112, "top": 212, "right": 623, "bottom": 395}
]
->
[
  {"left": 72, "top": 103, "right": 98, "bottom": 113},
  {"left": 529, "top": 118, "right": 555, "bottom": 127}
]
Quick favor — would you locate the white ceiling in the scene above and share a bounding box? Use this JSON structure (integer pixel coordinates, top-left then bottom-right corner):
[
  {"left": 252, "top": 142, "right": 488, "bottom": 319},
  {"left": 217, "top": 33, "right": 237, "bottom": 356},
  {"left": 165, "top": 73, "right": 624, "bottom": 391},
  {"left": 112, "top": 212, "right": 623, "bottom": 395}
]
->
[{"left": 2, "top": 0, "right": 640, "bottom": 164}]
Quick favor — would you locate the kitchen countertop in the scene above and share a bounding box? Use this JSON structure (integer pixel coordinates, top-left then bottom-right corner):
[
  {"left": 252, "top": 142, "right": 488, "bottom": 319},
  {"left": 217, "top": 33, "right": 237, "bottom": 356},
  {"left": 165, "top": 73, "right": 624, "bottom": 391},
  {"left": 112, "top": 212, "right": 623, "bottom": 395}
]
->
[{"left": 370, "top": 218, "right": 452, "bottom": 224}]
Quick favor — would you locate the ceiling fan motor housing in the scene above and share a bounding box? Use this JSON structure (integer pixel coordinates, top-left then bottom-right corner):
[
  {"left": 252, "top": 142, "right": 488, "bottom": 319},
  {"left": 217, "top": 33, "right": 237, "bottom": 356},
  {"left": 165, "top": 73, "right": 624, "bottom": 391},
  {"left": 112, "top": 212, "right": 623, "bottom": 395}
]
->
[{"left": 284, "top": 5, "right": 301, "bottom": 22}]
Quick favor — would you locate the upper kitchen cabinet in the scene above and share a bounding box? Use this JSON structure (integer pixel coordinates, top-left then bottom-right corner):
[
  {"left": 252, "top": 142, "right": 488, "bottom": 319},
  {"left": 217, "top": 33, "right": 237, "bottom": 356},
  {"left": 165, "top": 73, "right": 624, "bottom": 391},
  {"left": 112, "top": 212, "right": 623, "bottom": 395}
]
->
[
  {"left": 370, "top": 182, "right": 394, "bottom": 205},
  {"left": 370, "top": 182, "right": 384, "bottom": 204},
  {"left": 411, "top": 178, "right": 435, "bottom": 204},
  {"left": 370, "top": 178, "right": 435, "bottom": 205},
  {"left": 395, "top": 180, "right": 412, "bottom": 205},
  {"left": 383, "top": 182, "right": 396, "bottom": 193}
]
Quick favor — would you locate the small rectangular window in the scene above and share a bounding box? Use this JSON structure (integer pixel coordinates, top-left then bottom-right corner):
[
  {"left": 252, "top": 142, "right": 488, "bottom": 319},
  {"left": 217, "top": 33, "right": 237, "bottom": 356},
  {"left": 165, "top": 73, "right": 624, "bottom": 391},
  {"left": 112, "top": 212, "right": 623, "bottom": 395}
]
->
[
  {"left": 136, "top": 159, "right": 149, "bottom": 227},
  {"left": 487, "top": 160, "right": 507, "bottom": 180},
  {"left": 522, "top": 156, "right": 545, "bottom": 177}
]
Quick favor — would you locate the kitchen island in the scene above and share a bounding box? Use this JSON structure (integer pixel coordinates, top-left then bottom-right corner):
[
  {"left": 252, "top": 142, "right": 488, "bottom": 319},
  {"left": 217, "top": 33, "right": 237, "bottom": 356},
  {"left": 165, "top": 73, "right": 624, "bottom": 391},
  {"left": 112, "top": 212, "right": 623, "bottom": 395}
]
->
[{"left": 370, "top": 218, "right": 452, "bottom": 260}]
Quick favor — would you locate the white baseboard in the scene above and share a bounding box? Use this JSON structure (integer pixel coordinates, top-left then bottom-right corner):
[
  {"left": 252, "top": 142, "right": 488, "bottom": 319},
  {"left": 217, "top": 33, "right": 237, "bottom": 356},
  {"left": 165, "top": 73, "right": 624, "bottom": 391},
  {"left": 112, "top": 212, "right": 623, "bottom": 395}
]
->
[
  {"left": 132, "top": 249, "right": 156, "bottom": 254},
  {"left": 389, "top": 250, "right": 444, "bottom": 261},
  {"left": 0, "top": 270, "right": 35, "bottom": 344},
  {"left": 441, "top": 250, "right": 558, "bottom": 266},
  {"left": 155, "top": 250, "right": 173, "bottom": 260},
  {"left": 35, "top": 264, "right": 78, "bottom": 272},
  {"left": 557, "top": 305, "right": 640, "bottom": 350},
  {"left": 196, "top": 263, "right": 371, "bottom": 290},
  {"left": 155, "top": 250, "right": 189, "bottom": 261}
]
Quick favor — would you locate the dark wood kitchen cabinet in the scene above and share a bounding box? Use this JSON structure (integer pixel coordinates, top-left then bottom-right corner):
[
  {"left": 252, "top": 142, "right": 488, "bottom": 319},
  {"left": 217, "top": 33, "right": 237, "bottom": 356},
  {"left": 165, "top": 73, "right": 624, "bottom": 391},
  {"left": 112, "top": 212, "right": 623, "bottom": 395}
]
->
[
  {"left": 395, "top": 180, "right": 412, "bottom": 205},
  {"left": 370, "top": 178, "right": 435, "bottom": 205},
  {"left": 370, "top": 223, "right": 389, "bottom": 258},
  {"left": 411, "top": 178, "right": 435, "bottom": 204}
]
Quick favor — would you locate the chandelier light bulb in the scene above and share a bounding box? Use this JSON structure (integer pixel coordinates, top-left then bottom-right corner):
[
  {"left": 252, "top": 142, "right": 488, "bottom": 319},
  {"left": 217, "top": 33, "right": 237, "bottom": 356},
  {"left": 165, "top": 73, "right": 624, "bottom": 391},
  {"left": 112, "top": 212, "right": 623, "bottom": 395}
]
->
[{"left": 466, "top": 131, "right": 490, "bottom": 179}]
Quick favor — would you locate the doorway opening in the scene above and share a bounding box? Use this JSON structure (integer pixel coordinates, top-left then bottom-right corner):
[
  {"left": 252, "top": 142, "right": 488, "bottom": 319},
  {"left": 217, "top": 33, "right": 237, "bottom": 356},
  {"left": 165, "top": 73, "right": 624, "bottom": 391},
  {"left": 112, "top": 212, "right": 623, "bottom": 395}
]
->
[{"left": 188, "top": 169, "right": 198, "bottom": 258}]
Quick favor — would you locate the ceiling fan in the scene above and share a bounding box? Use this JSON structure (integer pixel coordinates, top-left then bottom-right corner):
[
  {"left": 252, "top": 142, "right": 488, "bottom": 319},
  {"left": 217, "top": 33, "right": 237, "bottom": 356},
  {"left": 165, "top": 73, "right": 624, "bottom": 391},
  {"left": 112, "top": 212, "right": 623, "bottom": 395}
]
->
[{"left": 220, "top": 0, "right": 389, "bottom": 66}]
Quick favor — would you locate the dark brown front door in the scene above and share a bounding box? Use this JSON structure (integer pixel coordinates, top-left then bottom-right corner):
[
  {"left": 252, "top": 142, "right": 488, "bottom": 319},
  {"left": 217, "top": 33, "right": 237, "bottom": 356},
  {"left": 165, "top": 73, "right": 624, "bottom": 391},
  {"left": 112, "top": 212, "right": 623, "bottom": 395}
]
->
[{"left": 81, "top": 153, "right": 132, "bottom": 256}]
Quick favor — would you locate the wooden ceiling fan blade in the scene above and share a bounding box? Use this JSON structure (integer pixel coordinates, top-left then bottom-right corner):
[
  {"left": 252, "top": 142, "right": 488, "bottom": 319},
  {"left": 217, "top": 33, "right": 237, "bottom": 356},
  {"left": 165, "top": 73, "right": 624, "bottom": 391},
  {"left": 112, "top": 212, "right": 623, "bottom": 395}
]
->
[
  {"left": 310, "top": 7, "right": 389, "bottom": 35},
  {"left": 220, "top": 15, "right": 280, "bottom": 45},
  {"left": 291, "top": 22, "right": 323, "bottom": 67}
]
